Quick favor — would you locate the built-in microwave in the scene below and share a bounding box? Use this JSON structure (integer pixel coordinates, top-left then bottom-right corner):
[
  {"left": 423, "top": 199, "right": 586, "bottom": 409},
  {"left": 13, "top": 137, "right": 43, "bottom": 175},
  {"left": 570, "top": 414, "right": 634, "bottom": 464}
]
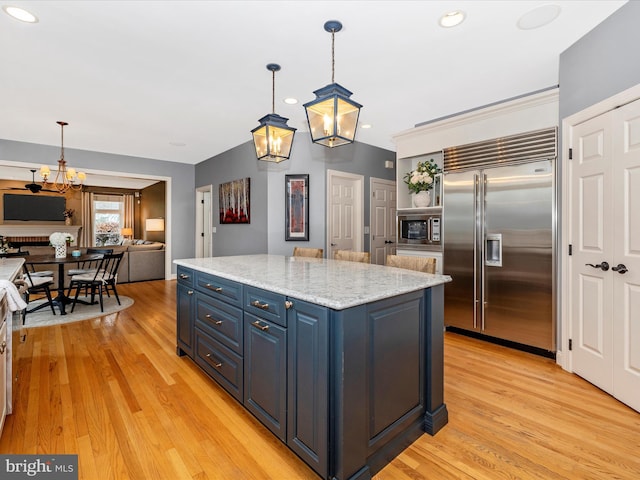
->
[{"left": 397, "top": 212, "right": 441, "bottom": 247}]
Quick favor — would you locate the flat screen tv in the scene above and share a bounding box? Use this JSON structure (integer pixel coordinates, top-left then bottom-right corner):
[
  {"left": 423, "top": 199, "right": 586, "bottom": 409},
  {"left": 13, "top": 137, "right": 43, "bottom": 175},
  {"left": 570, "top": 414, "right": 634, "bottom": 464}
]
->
[{"left": 3, "top": 194, "right": 66, "bottom": 221}]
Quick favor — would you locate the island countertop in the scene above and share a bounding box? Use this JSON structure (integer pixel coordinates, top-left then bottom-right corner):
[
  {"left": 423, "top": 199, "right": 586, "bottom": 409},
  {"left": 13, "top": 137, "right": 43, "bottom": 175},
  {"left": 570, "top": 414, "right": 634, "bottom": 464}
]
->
[{"left": 174, "top": 254, "right": 451, "bottom": 310}]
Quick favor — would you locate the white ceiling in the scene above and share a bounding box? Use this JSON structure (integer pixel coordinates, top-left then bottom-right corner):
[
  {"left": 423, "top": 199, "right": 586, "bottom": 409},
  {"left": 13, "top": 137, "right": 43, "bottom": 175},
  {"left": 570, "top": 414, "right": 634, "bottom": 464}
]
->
[{"left": 0, "top": 0, "right": 628, "bottom": 167}]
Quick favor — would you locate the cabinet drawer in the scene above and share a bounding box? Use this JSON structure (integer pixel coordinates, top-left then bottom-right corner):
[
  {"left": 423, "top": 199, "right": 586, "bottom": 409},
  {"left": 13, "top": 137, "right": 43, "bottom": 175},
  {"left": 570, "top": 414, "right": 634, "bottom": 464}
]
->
[
  {"left": 196, "top": 272, "right": 243, "bottom": 307},
  {"left": 195, "top": 329, "right": 243, "bottom": 402},
  {"left": 244, "top": 286, "right": 287, "bottom": 327},
  {"left": 196, "top": 294, "right": 243, "bottom": 354},
  {"left": 177, "top": 266, "right": 194, "bottom": 287}
]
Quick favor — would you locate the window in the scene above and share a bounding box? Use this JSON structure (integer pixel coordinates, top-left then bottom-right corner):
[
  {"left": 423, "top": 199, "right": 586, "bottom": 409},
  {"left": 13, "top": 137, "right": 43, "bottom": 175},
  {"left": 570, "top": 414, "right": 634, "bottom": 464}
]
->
[{"left": 93, "top": 194, "right": 124, "bottom": 246}]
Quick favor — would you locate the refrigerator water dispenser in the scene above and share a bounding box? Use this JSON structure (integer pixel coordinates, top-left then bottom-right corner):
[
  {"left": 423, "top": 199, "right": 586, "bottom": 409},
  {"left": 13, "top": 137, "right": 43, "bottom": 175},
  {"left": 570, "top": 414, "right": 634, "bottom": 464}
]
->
[{"left": 485, "top": 234, "right": 502, "bottom": 267}]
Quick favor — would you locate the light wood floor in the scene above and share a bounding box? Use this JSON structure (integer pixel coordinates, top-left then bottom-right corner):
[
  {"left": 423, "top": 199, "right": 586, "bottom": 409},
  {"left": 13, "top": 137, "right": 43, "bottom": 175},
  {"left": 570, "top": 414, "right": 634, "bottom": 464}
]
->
[{"left": 1, "top": 280, "right": 639, "bottom": 479}]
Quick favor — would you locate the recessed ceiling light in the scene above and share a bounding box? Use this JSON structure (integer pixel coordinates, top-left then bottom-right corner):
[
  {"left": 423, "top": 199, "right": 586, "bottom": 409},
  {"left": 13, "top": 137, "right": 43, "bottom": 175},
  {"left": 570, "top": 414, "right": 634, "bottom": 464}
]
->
[
  {"left": 2, "top": 5, "right": 39, "bottom": 23},
  {"left": 439, "top": 10, "right": 465, "bottom": 28},
  {"left": 517, "top": 5, "right": 561, "bottom": 30},
  {"left": 360, "top": 124, "right": 372, "bottom": 129},
  {"left": 283, "top": 98, "right": 298, "bottom": 105}
]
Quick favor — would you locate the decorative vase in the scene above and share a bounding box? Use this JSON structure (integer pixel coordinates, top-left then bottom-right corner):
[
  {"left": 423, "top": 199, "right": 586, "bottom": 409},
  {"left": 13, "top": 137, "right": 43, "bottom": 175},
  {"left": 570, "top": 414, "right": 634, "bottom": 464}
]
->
[
  {"left": 412, "top": 190, "right": 431, "bottom": 208},
  {"left": 54, "top": 243, "right": 67, "bottom": 258},
  {"left": 65, "top": 217, "right": 72, "bottom": 226}
]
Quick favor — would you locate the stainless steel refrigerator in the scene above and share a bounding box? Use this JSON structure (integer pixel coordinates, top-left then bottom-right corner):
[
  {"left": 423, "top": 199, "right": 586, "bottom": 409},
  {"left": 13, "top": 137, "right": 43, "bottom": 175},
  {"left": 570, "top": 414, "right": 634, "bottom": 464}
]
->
[{"left": 442, "top": 159, "right": 555, "bottom": 353}]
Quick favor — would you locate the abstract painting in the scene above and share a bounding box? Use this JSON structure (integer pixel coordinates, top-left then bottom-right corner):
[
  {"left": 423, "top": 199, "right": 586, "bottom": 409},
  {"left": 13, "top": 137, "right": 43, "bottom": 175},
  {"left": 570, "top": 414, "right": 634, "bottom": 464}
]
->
[{"left": 219, "top": 177, "right": 250, "bottom": 224}]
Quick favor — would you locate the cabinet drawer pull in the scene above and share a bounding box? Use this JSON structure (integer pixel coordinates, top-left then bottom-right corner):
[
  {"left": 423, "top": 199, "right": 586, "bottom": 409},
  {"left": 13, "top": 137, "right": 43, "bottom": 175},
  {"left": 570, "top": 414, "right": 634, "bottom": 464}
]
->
[
  {"left": 205, "top": 353, "right": 223, "bottom": 368},
  {"left": 205, "top": 283, "right": 223, "bottom": 292},
  {"left": 252, "top": 320, "right": 269, "bottom": 331},
  {"left": 205, "top": 314, "right": 223, "bottom": 325},
  {"left": 187, "top": 290, "right": 194, "bottom": 296},
  {"left": 285, "top": 300, "right": 293, "bottom": 310},
  {"left": 251, "top": 300, "right": 269, "bottom": 310},
  {"left": 179, "top": 273, "right": 190, "bottom": 279}
]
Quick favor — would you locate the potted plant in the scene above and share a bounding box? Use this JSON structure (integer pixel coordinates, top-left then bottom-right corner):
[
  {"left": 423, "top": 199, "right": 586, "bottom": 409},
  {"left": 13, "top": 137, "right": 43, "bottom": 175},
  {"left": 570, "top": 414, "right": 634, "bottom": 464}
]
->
[
  {"left": 63, "top": 208, "right": 74, "bottom": 226},
  {"left": 50, "top": 232, "right": 74, "bottom": 258},
  {"left": 403, "top": 159, "right": 441, "bottom": 207}
]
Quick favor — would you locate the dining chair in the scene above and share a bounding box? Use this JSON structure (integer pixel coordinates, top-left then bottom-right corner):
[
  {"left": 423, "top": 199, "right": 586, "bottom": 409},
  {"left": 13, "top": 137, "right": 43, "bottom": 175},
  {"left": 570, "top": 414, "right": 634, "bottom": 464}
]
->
[
  {"left": 69, "top": 252, "right": 124, "bottom": 313},
  {"left": 292, "top": 247, "right": 324, "bottom": 258},
  {"left": 22, "top": 264, "right": 56, "bottom": 317},
  {"left": 333, "top": 250, "right": 371, "bottom": 263},
  {"left": 385, "top": 254, "right": 436, "bottom": 274},
  {"left": 68, "top": 248, "right": 113, "bottom": 275},
  {"left": 67, "top": 248, "right": 113, "bottom": 296}
]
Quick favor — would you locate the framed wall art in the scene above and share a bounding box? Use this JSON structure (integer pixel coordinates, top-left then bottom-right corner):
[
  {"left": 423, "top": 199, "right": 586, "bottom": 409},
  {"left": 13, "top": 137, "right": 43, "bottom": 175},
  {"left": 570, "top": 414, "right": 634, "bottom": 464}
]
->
[
  {"left": 285, "top": 174, "right": 309, "bottom": 241},
  {"left": 219, "top": 177, "right": 250, "bottom": 224}
]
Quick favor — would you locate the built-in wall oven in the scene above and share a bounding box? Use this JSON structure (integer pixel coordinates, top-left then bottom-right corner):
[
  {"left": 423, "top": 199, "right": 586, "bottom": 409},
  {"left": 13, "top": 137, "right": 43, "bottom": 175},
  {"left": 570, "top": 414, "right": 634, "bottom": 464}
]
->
[{"left": 397, "top": 210, "right": 441, "bottom": 248}]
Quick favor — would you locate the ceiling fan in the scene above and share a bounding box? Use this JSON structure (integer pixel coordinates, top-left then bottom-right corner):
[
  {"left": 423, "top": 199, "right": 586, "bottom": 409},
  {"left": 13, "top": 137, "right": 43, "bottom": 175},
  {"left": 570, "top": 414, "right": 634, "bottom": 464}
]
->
[{"left": 0, "top": 169, "right": 59, "bottom": 194}]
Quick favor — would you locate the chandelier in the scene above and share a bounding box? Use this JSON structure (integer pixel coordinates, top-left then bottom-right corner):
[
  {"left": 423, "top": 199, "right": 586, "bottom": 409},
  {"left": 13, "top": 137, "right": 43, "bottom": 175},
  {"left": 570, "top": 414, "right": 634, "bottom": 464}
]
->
[
  {"left": 40, "top": 121, "right": 86, "bottom": 193},
  {"left": 303, "top": 20, "right": 362, "bottom": 148},
  {"left": 251, "top": 63, "right": 296, "bottom": 162}
]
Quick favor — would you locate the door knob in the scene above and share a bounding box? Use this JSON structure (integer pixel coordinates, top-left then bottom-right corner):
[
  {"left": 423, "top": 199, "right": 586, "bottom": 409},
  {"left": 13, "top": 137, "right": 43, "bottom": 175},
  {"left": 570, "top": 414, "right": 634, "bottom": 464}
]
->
[
  {"left": 612, "top": 264, "right": 628, "bottom": 274},
  {"left": 586, "top": 261, "right": 609, "bottom": 271}
]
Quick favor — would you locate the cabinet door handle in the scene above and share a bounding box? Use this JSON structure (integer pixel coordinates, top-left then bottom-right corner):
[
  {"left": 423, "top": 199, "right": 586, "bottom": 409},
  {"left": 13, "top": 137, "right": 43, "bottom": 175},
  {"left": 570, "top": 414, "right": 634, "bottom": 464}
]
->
[
  {"left": 205, "top": 353, "right": 223, "bottom": 368},
  {"left": 251, "top": 300, "right": 269, "bottom": 310},
  {"left": 205, "top": 283, "right": 223, "bottom": 292},
  {"left": 187, "top": 290, "right": 194, "bottom": 296},
  {"left": 179, "top": 274, "right": 189, "bottom": 279},
  {"left": 252, "top": 320, "right": 269, "bottom": 331},
  {"left": 205, "top": 314, "right": 223, "bottom": 325},
  {"left": 285, "top": 300, "right": 293, "bottom": 310}
]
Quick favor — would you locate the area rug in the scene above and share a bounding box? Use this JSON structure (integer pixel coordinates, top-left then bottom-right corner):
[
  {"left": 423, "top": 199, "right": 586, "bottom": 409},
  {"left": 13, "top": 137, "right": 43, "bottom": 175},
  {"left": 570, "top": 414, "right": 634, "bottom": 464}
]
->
[{"left": 22, "top": 295, "right": 134, "bottom": 328}]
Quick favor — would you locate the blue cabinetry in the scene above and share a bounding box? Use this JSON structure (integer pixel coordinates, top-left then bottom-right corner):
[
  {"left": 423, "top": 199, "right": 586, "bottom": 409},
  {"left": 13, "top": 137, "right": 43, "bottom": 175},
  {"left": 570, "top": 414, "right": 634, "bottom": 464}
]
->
[
  {"left": 176, "top": 266, "right": 194, "bottom": 357},
  {"left": 176, "top": 264, "right": 447, "bottom": 480}
]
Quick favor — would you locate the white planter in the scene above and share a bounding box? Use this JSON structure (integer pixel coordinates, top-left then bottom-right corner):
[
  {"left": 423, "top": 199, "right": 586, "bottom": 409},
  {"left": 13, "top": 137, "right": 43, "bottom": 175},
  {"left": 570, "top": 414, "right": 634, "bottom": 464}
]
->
[
  {"left": 54, "top": 243, "right": 67, "bottom": 258},
  {"left": 412, "top": 191, "right": 431, "bottom": 207}
]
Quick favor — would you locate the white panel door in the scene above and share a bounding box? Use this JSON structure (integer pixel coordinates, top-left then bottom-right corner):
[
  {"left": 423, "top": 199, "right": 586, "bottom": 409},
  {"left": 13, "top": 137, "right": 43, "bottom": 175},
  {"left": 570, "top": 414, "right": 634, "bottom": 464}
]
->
[
  {"left": 571, "top": 112, "right": 614, "bottom": 392},
  {"left": 370, "top": 178, "right": 396, "bottom": 265},
  {"left": 570, "top": 98, "right": 640, "bottom": 412},
  {"left": 612, "top": 100, "right": 640, "bottom": 412},
  {"left": 327, "top": 170, "right": 363, "bottom": 260}
]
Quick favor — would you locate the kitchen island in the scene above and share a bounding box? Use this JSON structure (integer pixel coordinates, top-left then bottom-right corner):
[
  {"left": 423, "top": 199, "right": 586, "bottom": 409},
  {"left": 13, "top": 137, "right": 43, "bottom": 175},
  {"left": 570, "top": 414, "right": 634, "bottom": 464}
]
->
[{"left": 174, "top": 254, "right": 451, "bottom": 480}]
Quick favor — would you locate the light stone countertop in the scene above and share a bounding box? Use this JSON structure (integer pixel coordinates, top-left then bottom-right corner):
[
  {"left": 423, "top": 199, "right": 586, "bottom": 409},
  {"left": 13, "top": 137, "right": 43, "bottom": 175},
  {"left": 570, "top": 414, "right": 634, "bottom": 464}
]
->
[
  {"left": 174, "top": 254, "right": 452, "bottom": 310},
  {"left": 0, "top": 258, "right": 25, "bottom": 305}
]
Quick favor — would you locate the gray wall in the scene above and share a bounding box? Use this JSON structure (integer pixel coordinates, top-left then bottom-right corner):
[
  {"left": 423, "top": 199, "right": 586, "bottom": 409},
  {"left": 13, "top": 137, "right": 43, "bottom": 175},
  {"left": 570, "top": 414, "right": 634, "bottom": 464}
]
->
[
  {"left": 195, "top": 134, "right": 395, "bottom": 257},
  {"left": 559, "top": 1, "right": 640, "bottom": 119},
  {"left": 0, "top": 139, "right": 195, "bottom": 272},
  {"left": 194, "top": 141, "right": 269, "bottom": 256},
  {"left": 556, "top": 1, "right": 640, "bottom": 343}
]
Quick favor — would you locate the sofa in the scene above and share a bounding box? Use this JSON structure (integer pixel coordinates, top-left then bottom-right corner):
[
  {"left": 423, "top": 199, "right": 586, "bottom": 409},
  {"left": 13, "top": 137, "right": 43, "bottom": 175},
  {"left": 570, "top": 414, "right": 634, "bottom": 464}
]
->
[{"left": 21, "top": 241, "right": 165, "bottom": 287}]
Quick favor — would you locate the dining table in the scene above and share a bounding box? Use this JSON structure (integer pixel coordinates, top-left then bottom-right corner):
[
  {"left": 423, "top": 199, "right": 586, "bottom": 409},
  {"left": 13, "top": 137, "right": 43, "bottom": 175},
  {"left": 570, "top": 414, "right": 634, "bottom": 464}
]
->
[{"left": 24, "top": 252, "right": 103, "bottom": 315}]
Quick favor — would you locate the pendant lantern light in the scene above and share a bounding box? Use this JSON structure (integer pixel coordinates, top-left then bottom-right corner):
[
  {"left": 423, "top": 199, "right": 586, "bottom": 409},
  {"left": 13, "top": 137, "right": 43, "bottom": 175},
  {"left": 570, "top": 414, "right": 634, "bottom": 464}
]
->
[
  {"left": 304, "top": 20, "right": 362, "bottom": 148},
  {"left": 251, "top": 63, "right": 296, "bottom": 162}
]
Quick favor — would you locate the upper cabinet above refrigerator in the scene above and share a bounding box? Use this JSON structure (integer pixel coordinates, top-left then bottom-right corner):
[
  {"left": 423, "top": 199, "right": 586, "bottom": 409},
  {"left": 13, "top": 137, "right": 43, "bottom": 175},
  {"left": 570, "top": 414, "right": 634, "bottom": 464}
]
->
[{"left": 396, "top": 151, "right": 443, "bottom": 210}]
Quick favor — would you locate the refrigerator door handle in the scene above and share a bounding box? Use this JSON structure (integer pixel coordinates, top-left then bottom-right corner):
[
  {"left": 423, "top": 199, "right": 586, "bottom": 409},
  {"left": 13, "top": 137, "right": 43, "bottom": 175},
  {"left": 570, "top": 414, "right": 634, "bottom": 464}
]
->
[
  {"left": 480, "top": 173, "right": 487, "bottom": 331},
  {"left": 473, "top": 173, "right": 479, "bottom": 329}
]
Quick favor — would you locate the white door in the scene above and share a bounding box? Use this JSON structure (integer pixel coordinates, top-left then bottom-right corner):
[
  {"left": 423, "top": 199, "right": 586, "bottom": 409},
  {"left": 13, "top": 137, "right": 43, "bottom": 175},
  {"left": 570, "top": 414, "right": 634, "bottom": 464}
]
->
[
  {"left": 327, "top": 170, "right": 363, "bottom": 260},
  {"left": 570, "top": 112, "right": 614, "bottom": 392},
  {"left": 611, "top": 100, "right": 640, "bottom": 411},
  {"left": 370, "top": 178, "right": 396, "bottom": 265},
  {"left": 196, "top": 186, "right": 212, "bottom": 257},
  {"left": 570, "top": 98, "right": 640, "bottom": 412}
]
